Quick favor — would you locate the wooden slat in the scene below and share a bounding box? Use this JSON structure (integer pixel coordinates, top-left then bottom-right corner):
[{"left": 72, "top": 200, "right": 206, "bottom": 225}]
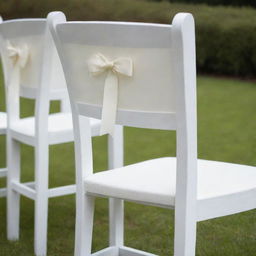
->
[
  {"left": 48, "top": 184, "right": 76, "bottom": 198},
  {"left": 197, "top": 189, "right": 256, "bottom": 221},
  {"left": 92, "top": 246, "right": 118, "bottom": 256},
  {"left": 11, "top": 181, "right": 36, "bottom": 200},
  {"left": 119, "top": 246, "right": 157, "bottom": 256},
  {"left": 78, "top": 103, "right": 176, "bottom": 130}
]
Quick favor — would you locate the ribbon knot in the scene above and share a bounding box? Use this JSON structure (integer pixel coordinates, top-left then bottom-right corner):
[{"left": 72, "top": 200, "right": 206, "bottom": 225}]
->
[
  {"left": 6, "top": 41, "right": 29, "bottom": 103},
  {"left": 7, "top": 41, "right": 29, "bottom": 68},
  {"left": 105, "top": 62, "right": 114, "bottom": 70},
  {"left": 88, "top": 53, "right": 133, "bottom": 136}
]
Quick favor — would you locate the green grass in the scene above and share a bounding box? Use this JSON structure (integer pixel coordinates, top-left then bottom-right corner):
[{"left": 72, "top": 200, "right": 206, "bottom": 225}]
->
[{"left": 0, "top": 75, "right": 256, "bottom": 255}]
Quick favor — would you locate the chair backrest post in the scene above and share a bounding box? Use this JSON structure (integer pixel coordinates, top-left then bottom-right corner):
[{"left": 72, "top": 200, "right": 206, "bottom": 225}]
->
[
  {"left": 47, "top": 12, "right": 71, "bottom": 114},
  {"left": 60, "top": 97, "right": 71, "bottom": 113},
  {"left": 48, "top": 13, "right": 94, "bottom": 249},
  {"left": 172, "top": 13, "right": 197, "bottom": 248},
  {"left": 34, "top": 26, "right": 52, "bottom": 143},
  {"left": 47, "top": 11, "right": 94, "bottom": 182}
]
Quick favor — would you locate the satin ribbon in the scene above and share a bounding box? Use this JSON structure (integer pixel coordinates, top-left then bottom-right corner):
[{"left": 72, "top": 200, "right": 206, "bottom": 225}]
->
[
  {"left": 6, "top": 41, "right": 29, "bottom": 103},
  {"left": 88, "top": 53, "right": 133, "bottom": 136}
]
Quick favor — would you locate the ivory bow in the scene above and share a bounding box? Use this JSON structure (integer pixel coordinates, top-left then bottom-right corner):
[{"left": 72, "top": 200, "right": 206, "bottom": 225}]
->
[
  {"left": 6, "top": 41, "right": 29, "bottom": 103},
  {"left": 88, "top": 53, "right": 133, "bottom": 136}
]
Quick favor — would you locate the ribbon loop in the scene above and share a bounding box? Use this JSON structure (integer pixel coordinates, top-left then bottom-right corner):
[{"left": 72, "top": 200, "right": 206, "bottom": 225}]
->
[{"left": 88, "top": 53, "right": 133, "bottom": 136}]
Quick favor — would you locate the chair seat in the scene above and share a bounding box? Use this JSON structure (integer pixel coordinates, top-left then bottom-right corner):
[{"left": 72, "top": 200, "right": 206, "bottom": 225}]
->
[
  {"left": 85, "top": 157, "right": 256, "bottom": 207},
  {"left": 0, "top": 112, "right": 7, "bottom": 134},
  {"left": 10, "top": 112, "right": 101, "bottom": 145}
]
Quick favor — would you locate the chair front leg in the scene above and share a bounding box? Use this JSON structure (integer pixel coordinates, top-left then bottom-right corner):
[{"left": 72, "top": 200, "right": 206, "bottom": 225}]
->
[
  {"left": 174, "top": 206, "right": 197, "bottom": 256},
  {"left": 75, "top": 193, "right": 95, "bottom": 256},
  {"left": 34, "top": 144, "right": 49, "bottom": 256},
  {"left": 7, "top": 137, "right": 21, "bottom": 240}
]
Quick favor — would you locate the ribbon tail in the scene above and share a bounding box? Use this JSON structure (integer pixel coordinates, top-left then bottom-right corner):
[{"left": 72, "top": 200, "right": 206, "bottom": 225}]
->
[
  {"left": 7, "top": 65, "right": 20, "bottom": 105},
  {"left": 100, "top": 71, "right": 118, "bottom": 137}
]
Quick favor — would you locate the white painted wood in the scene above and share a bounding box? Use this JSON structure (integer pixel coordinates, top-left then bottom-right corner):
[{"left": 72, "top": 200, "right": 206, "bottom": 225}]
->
[
  {"left": 48, "top": 184, "right": 76, "bottom": 198},
  {"left": 73, "top": 114, "right": 94, "bottom": 256},
  {"left": 34, "top": 144, "right": 49, "bottom": 256},
  {"left": 119, "top": 246, "right": 157, "bottom": 256},
  {"left": 197, "top": 189, "right": 256, "bottom": 221},
  {"left": 20, "top": 86, "right": 69, "bottom": 100},
  {"left": 49, "top": 14, "right": 96, "bottom": 249},
  {"left": 0, "top": 17, "right": 8, "bottom": 198},
  {"left": 91, "top": 246, "right": 119, "bottom": 256},
  {"left": 109, "top": 198, "right": 124, "bottom": 246},
  {"left": 78, "top": 194, "right": 95, "bottom": 256},
  {"left": 90, "top": 246, "right": 157, "bottom": 256},
  {"left": 56, "top": 21, "right": 173, "bottom": 48},
  {"left": 86, "top": 157, "right": 256, "bottom": 212},
  {"left": 77, "top": 103, "right": 177, "bottom": 130},
  {"left": 23, "top": 181, "right": 35, "bottom": 188},
  {"left": 9, "top": 112, "right": 76, "bottom": 146},
  {"left": 11, "top": 180, "right": 36, "bottom": 200},
  {"left": 33, "top": 24, "right": 57, "bottom": 255},
  {"left": 172, "top": 13, "right": 197, "bottom": 256},
  {"left": 2, "top": 181, "right": 35, "bottom": 197}
]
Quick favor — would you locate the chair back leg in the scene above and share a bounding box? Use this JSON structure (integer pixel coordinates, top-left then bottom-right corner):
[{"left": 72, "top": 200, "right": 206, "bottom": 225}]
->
[
  {"left": 34, "top": 144, "right": 49, "bottom": 256},
  {"left": 75, "top": 194, "right": 95, "bottom": 256},
  {"left": 7, "top": 138, "right": 21, "bottom": 240},
  {"left": 174, "top": 206, "right": 197, "bottom": 256}
]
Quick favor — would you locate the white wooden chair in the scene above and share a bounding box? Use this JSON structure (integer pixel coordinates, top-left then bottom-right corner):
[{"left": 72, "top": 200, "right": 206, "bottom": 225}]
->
[
  {"left": 0, "top": 16, "right": 8, "bottom": 197},
  {"left": 49, "top": 11, "right": 256, "bottom": 256},
  {"left": 0, "top": 16, "right": 123, "bottom": 256}
]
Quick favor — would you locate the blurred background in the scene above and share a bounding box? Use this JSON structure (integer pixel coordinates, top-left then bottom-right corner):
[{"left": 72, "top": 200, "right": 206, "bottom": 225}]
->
[{"left": 1, "top": 0, "right": 256, "bottom": 78}]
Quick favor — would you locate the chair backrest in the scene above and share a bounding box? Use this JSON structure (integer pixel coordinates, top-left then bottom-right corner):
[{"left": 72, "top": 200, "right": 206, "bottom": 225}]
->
[
  {"left": 49, "top": 12, "right": 196, "bottom": 131},
  {"left": 49, "top": 11, "right": 197, "bottom": 183},
  {"left": 0, "top": 18, "right": 67, "bottom": 100}
]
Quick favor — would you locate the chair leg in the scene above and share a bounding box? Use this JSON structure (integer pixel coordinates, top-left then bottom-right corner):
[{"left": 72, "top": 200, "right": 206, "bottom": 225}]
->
[
  {"left": 108, "top": 125, "right": 124, "bottom": 247},
  {"left": 7, "top": 138, "right": 21, "bottom": 240},
  {"left": 75, "top": 194, "right": 95, "bottom": 256},
  {"left": 109, "top": 198, "right": 124, "bottom": 246},
  {"left": 34, "top": 145, "right": 49, "bottom": 256},
  {"left": 174, "top": 208, "right": 197, "bottom": 256}
]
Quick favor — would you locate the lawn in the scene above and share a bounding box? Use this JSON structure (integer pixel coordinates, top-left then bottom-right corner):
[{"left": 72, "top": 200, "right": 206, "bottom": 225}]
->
[{"left": 0, "top": 75, "right": 256, "bottom": 255}]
